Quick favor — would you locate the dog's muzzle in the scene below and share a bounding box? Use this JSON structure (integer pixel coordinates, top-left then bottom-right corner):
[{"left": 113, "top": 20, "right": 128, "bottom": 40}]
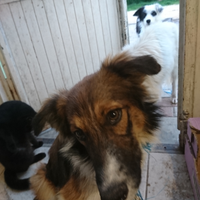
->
[
  {"left": 99, "top": 182, "right": 128, "bottom": 200},
  {"left": 146, "top": 19, "right": 151, "bottom": 25}
]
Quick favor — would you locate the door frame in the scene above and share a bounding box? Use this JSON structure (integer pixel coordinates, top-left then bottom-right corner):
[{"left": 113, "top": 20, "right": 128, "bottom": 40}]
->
[
  {"left": 178, "top": 0, "right": 200, "bottom": 149},
  {"left": 117, "top": 0, "right": 130, "bottom": 47}
]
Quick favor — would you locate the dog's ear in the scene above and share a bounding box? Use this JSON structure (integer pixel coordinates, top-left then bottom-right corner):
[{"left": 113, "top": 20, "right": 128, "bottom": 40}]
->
[
  {"left": 133, "top": 7, "right": 144, "bottom": 17},
  {"left": 32, "top": 90, "right": 69, "bottom": 136},
  {"left": 103, "top": 52, "right": 161, "bottom": 79},
  {"left": 155, "top": 3, "right": 163, "bottom": 13}
]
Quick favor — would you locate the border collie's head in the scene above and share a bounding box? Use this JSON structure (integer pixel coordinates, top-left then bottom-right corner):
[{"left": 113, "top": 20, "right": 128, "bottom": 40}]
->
[{"left": 133, "top": 3, "right": 163, "bottom": 35}]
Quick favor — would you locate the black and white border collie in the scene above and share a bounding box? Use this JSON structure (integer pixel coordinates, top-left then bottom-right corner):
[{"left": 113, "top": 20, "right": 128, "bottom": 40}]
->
[{"left": 133, "top": 3, "right": 163, "bottom": 36}]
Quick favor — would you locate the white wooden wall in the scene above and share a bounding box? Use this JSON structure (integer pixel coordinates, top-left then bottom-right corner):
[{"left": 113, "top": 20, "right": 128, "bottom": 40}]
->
[{"left": 0, "top": 0, "right": 122, "bottom": 110}]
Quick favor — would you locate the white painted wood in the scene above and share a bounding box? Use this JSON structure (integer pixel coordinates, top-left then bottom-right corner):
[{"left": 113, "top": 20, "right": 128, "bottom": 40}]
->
[
  {"left": 0, "top": 19, "right": 28, "bottom": 103},
  {"left": 43, "top": 0, "right": 73, "bottom": 89},
  {"left": 0, "top": 3, "right": 41, "bottom": 109},
  {"left": 21, "top": 0, "right": 56, "bottom": 95},
  {"left": 63, "top": 0, "right": 87, "bottom": 80},
  {"left": 107, "top": 0, "right": 121, "bottom": 55},
  {"left": 90, "top": 0, "right": 106, "bottom": 62},
  {"left": 0, "top": 0, "right": 122, "bottom": 110},
  {"left": 99, "top": 0, "right": 112, "bottom": 56},
  {"left": 73, "top": 0, "right": 94, "bottom": 75},
  {"left": 32, "top": 0, "right": 65, "bottom": 91},
  {"left": 53, "top": 0, "right": 80, "bottom": 85},
  {"left": 0, "top": 0, "right": 19, "bottom": 5},
  {"left": 9, "top": 1, "right": 48, "bottom": 103},
  {"left": 82, "top": 0, "right": 100, "bottom": 71}
]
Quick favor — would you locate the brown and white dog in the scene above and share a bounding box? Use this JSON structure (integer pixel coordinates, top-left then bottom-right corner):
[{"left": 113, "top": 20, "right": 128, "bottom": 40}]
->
[{"left": 30, "top": 53, "right": 162, "bottom": 200}]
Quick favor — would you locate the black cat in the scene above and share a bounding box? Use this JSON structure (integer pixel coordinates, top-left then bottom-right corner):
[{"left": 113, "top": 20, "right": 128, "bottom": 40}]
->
[{"left": 0, "top": 101, "right": 46, "bottom": 190}]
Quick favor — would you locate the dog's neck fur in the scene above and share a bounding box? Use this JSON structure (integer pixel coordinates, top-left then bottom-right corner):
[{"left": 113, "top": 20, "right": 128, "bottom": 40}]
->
[{"left": 60, "top": 138, "right": 100, "bottom": 199}]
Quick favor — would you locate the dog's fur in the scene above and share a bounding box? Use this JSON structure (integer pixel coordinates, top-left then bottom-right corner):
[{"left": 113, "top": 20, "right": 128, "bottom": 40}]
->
[
  {"left": 30, "top": 53, "right": 162, "bottom": 200},
  {"left": 0, "top": 101, "right": 46, "bottom": 190},
  {"left": 133, "top": 3, "right": 163, "bottom": 36},
  {"left": 123, "top": 22, "right": 179, "bottom": 103}
]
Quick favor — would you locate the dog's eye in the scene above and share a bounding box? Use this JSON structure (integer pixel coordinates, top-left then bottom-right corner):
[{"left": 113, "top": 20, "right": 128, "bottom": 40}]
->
[
  {"left": 151, "top": 11, "right": 157, "bottom": 16},
  {"left": 74, "top": 129, "right": 86, "bottom": 141},
  {"left": 107, "top": 109, "right": 122, "bottom": 125}
]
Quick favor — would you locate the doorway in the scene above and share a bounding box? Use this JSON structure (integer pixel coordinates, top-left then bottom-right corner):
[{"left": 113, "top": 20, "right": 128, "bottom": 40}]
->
[
  {"left": 126, "top": 1, "right": 180, "bottom": 148},
  {"left": 125, "top": 1, "right": 195, "bottom": 199}
]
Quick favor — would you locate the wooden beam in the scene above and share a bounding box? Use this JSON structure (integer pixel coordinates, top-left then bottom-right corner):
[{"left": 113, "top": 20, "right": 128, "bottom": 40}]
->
[
  {"left": 193, "top": 0, "right": 200, "bottom": 117},
  {"left": 179, "top": 0, "right": 199, "bottom": 118}
]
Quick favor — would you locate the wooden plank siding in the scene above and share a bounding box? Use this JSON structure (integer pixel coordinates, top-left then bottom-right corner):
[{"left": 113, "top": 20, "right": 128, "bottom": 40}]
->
[
  {"left": 0, "top": 0, "right": 121, "bottom": 110},
  {"left": 0, "top": 3, "right": 41, "bottom": 109}
]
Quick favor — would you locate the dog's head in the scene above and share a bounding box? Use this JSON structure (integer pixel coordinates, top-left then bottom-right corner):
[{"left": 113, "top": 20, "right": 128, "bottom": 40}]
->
[
  {"left": 33, "top": 53, "right": 161, "bottom": 200},
  {"left": 134, "top": 3, "right": 163, "bottom": 34}
]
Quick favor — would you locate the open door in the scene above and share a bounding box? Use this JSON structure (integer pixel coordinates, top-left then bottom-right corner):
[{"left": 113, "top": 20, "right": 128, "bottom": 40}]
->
[{"left": 178, "top": 0, "right": 200, "bottom": 150}]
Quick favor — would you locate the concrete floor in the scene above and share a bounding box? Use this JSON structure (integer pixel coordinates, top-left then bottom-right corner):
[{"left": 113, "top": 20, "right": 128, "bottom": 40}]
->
[{"left": 0, "top": 4, "right": 194, "bottom": 200}]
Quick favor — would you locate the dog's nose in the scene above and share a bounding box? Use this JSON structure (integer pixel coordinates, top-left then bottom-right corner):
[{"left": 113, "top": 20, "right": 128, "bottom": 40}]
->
[
  {"left": 100, "top": 182, "right": 128, "bottom": 200},
  {"left": 146, "top": 19, "right": 151, "bottom": 25}
]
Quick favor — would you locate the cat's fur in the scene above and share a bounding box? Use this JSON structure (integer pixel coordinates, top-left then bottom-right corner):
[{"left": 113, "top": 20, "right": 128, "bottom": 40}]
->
[{"left": 0, "top": 101, "right": 45, "bottom": 190}]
